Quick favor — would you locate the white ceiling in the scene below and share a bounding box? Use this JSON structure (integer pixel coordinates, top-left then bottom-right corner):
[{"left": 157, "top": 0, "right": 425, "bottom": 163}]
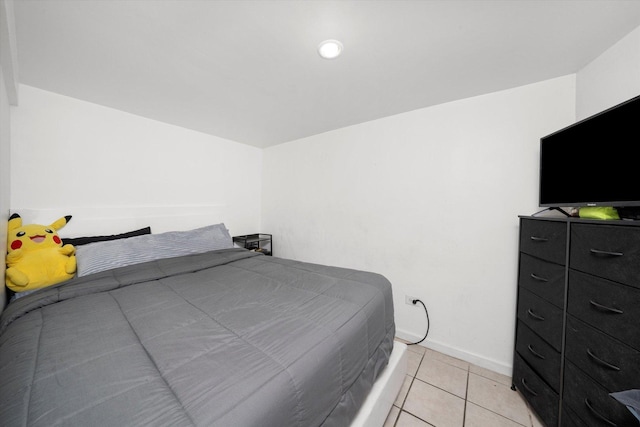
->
[{"left": 13, "top": 0, "right": 640, "bottom": 148}]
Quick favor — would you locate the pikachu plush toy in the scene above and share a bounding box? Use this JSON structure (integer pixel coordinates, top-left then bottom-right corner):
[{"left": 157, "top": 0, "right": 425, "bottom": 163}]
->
[{"left": 6, "top": 213, "right": 77, "bottom": 293}]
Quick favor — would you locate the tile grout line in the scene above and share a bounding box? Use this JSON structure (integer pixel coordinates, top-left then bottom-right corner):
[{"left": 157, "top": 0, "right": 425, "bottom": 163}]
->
[
  {"left": 466, "top": 372, "right": 534, "bottom": 427},
  {"left": 462, "top": 365, "right": 469, "bottom": 426},
  {"left": 393, "top": 342, "right": 532, "bottom": 427},
  {"left": 395, "top": 349, "right": 439, "bottom": 427},
  {"left": 401, "top": 347, "right": 468, "bottom": 427},
  {"left": 392, "top": 348, "right": 420, "bottom": 427},
  {"left": 394, "top": 375, "right": 416, "bottom": 427}
]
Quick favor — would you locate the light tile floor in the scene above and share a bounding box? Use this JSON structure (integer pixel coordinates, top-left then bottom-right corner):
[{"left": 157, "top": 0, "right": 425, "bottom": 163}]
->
[{"left": 385, "top": 339, "right": 546, "bottom": 427}]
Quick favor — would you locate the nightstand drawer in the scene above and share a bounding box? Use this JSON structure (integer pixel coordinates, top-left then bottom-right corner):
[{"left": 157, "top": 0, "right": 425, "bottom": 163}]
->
[
  {"left": 515, "top": 321, "right": 561, "bottom": 392},
  {"left": 563, "top": 361, "right": 639, "bottom": 427},
  {"left": 570, "top": 223, "right": 640, "bottom": 288},
  {"left": 568, "top": 269, "right": 640, "bottom": 350},
  {"left": 518, "top": 253, "right": 565, "bottom": 308},
  {"left": 517, "top": 288, "right": 564, "bottom": 351},
  {"left": 513, "top": 353, "right": 559, "bottom": 427},
  {"left": 565, "top": 315, "right": 640, "bottom": 392},
  {"left": 520, "top": 219, "right": 567, "bottom": 265}
]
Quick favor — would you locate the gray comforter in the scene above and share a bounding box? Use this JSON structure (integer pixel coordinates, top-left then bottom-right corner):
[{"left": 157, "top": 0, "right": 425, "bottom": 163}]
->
[{"left": 0, "top": 249, "right": 395, "bottom": 427}]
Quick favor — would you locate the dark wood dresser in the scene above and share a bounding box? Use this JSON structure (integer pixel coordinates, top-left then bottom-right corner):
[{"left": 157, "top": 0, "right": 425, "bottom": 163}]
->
[{"left": 513, "top": 216, "right": 640, "bottom": 426}]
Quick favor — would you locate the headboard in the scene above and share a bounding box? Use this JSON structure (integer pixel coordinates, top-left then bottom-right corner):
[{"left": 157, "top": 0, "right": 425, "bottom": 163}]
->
[{"left": 10, "top": 204, "right": 229, "bottom": 238}]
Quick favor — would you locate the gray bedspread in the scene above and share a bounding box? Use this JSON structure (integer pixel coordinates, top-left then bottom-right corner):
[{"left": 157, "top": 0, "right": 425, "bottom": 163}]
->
[{"left": 0, "top": 249, "right": 395, "bottom": 427}]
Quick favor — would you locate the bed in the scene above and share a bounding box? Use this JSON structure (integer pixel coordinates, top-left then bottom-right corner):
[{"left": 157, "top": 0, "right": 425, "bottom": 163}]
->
[{"left": 0, "top": 220, "right": 406, "bottom": 427}]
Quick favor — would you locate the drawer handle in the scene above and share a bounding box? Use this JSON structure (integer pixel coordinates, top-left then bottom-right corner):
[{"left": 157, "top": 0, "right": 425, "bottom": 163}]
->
[
  {"left": 527, "top": 344, "right": 545, "bottom": 360},
  {"left": 584, "top": 398, "right": 617, "bottom": 427},
  {"left": 527, "top": 308, "right": 545, "bottom": 321},
  {"left": 530, "top": 236, "right": 549, "bottom": 242},
  {"left": 587, "top": 349, "right": 620, "bottom": 371},
  {"left": 520, "top": 378, "right": 538, "bottom": 396},
  {"left": 589, "top": 300, "right": 624, "bottom": 314},
  {"left": 589, "top": 248, "right": 624, "bottom": 257},
  {"left": 530, "top": 273, "right": 549, "bottom": 282}
]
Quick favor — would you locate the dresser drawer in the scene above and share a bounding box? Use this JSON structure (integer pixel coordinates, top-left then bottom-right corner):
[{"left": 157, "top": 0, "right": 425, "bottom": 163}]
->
[
  {"left": 517, "top": 288, "right": 564, "bottom": 351},
  {"left": 565, "top": 315, "right": 640, "bottom": 392},
  {"left": 515, "top": 320, "right": 561, "bottom": 392},
  {"left": 560, "top": 404, "right": 586, "bottom": 427},
  {"left": 568, "top": 269, "right": 640, "bottom": 350},
  {"left": 563, "top": 361, "right": 639, "bottom": 427},
  {"left": 518, "top": 253, "right": 565, "bottom": 308},
  {"left": 570, "top": 223, "right": 640, "bottom": 288},
  {"left": 513, "top": 353, "right": 559, "bottom": 427},
  {"left": 520, "top": 219, "right": 567, "bottom": 265}
]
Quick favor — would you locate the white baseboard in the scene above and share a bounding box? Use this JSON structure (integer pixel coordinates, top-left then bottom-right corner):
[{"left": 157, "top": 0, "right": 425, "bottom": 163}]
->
[{"left": 395, "top": 328, "right": 512, "bottom": 377}]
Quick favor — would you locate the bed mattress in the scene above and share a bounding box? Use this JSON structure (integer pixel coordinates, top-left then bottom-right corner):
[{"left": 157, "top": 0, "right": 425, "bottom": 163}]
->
[{"left": 0, "top": 248, "right": 395, "bottom": 427}]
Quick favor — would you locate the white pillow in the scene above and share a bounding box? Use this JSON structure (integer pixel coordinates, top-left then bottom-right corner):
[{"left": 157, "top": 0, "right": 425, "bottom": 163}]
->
[{"left": 76, "top": 223, "right": 233, "bottom": 277}]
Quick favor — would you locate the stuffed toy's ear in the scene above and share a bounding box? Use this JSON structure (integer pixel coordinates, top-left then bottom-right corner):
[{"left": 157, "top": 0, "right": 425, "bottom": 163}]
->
[
  {"left": 8, "top": 213, "right": 22, "bottom": 231},
  {"left": 5, "top": 214, "right": 76, "bottom": 293},
  {"left": 49, "top": 215, "right": 72, "bottom": 231}
]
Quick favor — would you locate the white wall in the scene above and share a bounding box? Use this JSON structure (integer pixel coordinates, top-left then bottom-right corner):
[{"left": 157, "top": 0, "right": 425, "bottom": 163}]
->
[
  {"left": 262, "top": 76, "right": 576, "bottom": 374},
  {"left": 7, "top": 16, "right": 639, "bottom": 375},
  {"left": 11, "top": 85, "right": 262, "bottom": 238},
  {"left": 0, "top": 67, "right": 10, "bottom": 309},
  {"left": 0, "top": 0, "right": 18, "bottom": 311},
  {"left": 576, "top": 25, "right": 640, "bottom": 119}
]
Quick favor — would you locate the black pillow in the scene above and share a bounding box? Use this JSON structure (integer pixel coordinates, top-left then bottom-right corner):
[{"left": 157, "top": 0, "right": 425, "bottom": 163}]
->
[{"left": 62, "top": 226, "right": 151, "bottom": 246}]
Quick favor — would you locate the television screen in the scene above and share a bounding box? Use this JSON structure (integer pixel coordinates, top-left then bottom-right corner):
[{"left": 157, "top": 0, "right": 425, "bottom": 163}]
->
[{"left": 539, "top": 94, "right": 640, "bottom": 208}]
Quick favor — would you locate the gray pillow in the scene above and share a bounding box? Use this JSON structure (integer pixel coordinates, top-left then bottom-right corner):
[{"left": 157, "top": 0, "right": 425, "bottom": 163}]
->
[{"left": 76, "top": 223, "right": 233, "bottom": 277}]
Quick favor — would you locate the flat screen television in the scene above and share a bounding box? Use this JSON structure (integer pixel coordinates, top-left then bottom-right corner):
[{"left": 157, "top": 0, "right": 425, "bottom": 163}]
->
[{"left": 539, "top": 94, "right": 640, "bottom": 209}]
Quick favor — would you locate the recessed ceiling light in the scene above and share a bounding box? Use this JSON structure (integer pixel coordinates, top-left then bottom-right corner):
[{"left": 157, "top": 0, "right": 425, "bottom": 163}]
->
[{"left": 318, "top": 39, "right": 343, "bottom": 59}]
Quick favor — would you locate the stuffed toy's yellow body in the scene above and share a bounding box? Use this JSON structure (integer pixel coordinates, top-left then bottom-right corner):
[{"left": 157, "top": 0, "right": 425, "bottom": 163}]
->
[{"left": 6, "top": 213, "right": 77, "bottom": 292}]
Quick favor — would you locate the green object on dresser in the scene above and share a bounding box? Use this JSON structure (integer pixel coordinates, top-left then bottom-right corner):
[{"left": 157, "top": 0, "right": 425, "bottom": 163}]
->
[{"left": 578, "top": 206, "right": 620, "bottom": 220}]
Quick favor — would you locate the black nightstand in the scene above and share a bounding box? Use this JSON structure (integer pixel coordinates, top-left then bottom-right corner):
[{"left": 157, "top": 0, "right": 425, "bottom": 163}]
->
[{"left": 233, "top": 234, "right": 272, "bottom": 256}]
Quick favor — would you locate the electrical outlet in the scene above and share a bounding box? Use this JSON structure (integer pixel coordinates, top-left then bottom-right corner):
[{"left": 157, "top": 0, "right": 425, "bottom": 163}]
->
[{"left": 405, "top": 295, "right": 418, "bottom": 305}]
